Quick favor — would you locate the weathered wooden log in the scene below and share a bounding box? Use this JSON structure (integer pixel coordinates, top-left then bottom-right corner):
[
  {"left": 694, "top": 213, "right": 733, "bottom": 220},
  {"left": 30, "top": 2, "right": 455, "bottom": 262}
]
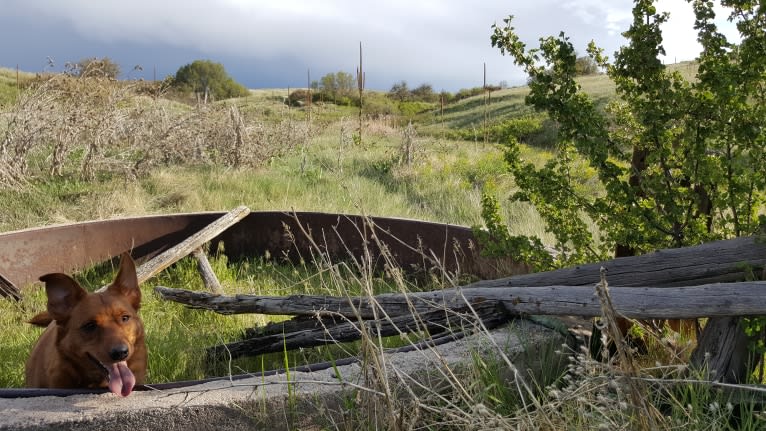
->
[
  {"left": 155, "top": 282, "right": 766, "bottom": 320},
  {"left": 467, "top": 234, "right": 765, "bottom": 384},
  {"left": 192, "top": 248, "right": 223, "bottom": 294},
  {"left": 474, "top": 235, "right": 766, "bottom": 288},
  {"left": 97, "top": 206, "right": 250, "bottom": 292},
  {"left": 207, "top": 301, "right": 509, "bottom": 360},
  {"left": 160, "top": 234, "right": 766, "bottom": 383},
  {"left": 243, "top": 315, "right": 345, "bottom": 339},
  {"left": 689, "top": 317, "right": 759, "bottom": 384}
]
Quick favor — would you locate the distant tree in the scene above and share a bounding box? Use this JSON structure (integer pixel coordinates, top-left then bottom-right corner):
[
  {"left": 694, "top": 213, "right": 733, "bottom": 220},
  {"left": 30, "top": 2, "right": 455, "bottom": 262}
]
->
[
  {"left": 76, "top": 57, "right": 121, "bottom": 79},
  {"left": 320, "top": 73, "right": 339, "bottom": 102},
  {"left": 411, "top": 83, "right": 437, "bottom": 102},
  {"left": 172, "top": 60, "right": 248, "bottom": 103},
  {"left": 575, "top": 55, "right": 600, "bottom": 75},
  {"left": 335, "top": 71, "right": 356, "bottom": 98},
  {"left": 286, "top": 89, "right": 311, "bottom": 107},
  {"left": 439, "top": 90, "right": 455, "bottom": 104},
  {"left": 389, "top": 80, "right": 410, "bottom": 101},
  {"left": 318, "top": 71, "right": 356, "bottom": 104}
]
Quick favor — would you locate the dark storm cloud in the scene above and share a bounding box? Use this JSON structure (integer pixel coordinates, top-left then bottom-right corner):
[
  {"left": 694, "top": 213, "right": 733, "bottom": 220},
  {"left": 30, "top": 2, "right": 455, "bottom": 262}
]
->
[{"left": 0, "top": 1, "right": 737, "bottom": 91}]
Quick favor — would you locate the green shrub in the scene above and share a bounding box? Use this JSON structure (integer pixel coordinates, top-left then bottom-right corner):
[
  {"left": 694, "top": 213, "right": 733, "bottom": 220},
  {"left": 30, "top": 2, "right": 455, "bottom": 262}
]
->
[
  {"left": 473, "top": 184, "right": 554, "bottom": 271},
  {"left": 397, "top": 101, "right": 435, "bottom": 117},
  {"left": 172, "top": 60, "right": 249, "bottom": 102},
  {"left": 363, "top": 93, "right": 397, "bottom": 118}
]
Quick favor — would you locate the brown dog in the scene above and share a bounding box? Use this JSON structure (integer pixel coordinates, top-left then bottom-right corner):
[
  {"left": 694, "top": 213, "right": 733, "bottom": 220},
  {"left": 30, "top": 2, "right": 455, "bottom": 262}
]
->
[{"left": 25, "top": 253, "right": 147, "bottom": 396}]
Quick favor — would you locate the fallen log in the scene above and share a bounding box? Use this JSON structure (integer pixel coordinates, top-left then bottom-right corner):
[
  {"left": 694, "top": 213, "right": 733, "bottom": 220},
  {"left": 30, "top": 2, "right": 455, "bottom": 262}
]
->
[
  {"left": 207, "top": 301, "right": 510, "bottom": 360},
  {"left": 155, "top": 281, "right": 766, "bottom": 320},
  {"left": 474, "top": 235, "right": 766, "bottom": 288},
  {"left": 466, "top": 234, "right": 766, "bottom": 384},
  {"left": 159, "top": 234, "right": 766, "bottom": 384}
]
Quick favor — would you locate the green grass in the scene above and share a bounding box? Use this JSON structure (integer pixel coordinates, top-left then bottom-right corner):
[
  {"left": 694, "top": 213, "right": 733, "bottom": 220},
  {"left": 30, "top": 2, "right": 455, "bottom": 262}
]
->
[
  {"left": 6, "top": 61, "right": 760, "bottom": 429},
  {"left": 0, "top": 67, "right": 34, "bottom": 107},
  {"left": 0, "top": 248, "right": 444, "bottom": 387},
  {"left": 0, "top": 117, "right": 558, "bottom": 235},
  {"left": 0, "top": 71, "right": 595, "bottom": 390}
]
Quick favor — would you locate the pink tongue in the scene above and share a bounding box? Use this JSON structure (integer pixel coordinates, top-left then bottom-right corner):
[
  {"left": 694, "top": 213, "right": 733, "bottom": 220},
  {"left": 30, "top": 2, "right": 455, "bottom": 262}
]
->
[{"left": 107, "top": 361, "right": 136, "bottom": 397}]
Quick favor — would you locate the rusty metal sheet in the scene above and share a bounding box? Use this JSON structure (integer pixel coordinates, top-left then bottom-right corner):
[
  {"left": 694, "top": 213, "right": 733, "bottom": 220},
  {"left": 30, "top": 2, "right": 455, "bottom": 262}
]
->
[
  {"left": 0, "top": 213, "right": 219, "bottom": 290},
  {"left": 0, "top": 211, "right": 525, "bottom": 295},
  {"left": 213, "top": 212, "right": 528, "bottom": 280}
]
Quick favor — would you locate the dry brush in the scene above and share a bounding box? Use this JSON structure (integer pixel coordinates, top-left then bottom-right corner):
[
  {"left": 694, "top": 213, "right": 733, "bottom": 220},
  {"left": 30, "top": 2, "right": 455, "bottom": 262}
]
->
[{"left": 0, "top": 74, "right": 312, "bottom": 188}]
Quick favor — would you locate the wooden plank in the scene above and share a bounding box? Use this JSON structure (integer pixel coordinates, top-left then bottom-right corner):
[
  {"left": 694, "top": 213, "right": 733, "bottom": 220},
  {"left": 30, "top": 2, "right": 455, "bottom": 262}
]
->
[
  {"left": 0, "top": 272, "right": 20, "bottom": 300},
  {"left": 192, "top": 248, "right": 223, "bottom": 294},
  {"left": 97, "top": 206, "right": 250, "bottom": 291},
  {"left": 470, "top": 235, "right": 766, "bottom": 288},
  {"left": 207, "top": 301, "right": 509, "bottom": 360},
  {"left": 155, "top": 281, "right": 766, "bottom": 320},
  {"left": 690, "top": 317, "right": 756, "bottom": 384}
]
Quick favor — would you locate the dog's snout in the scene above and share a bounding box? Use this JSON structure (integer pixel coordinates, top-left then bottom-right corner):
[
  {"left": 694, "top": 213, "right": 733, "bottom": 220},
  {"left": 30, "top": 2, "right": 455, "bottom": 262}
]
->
[{"left": 110, "top": 345, "right": 129, "bottom": 361}]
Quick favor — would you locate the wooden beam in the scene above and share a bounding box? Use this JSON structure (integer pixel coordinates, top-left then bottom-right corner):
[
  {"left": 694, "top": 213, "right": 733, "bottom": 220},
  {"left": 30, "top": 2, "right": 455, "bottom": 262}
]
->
[
  {"left": 0, "top": 272, "right": 19, "bottom": 300},
  {"left": 207, "top": 301, "right": 509, "bottom": 360},
  {"left": 473, "top": 235, "right": 766, "bottom": 288},
  {"left": 155, "top": 281, "right": 766, "bottom": 320},
  {"left": 98, "top": 206, "right": 250, "bottom": 291},
  {"left": 192, "top": 248, "right": 223, "bottom": 294}
]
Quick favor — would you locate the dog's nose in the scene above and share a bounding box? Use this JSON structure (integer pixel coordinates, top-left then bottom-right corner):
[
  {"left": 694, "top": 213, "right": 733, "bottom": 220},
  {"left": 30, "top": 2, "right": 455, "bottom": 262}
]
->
[{"left": 110, "top": 345, "right": 129, "bottom": 361}]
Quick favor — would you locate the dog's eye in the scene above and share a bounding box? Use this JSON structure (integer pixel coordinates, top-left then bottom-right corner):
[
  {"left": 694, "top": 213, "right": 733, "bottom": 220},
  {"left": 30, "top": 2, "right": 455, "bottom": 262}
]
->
[
  {"left": 121, "top": 315, "right": 131, "bottom": 323},
  {"left": 81, "top": 321, "right": 98, "bottom": 332}
]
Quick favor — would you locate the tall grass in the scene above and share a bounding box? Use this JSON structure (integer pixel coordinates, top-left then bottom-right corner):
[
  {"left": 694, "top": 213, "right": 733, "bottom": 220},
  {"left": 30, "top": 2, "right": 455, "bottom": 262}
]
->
[
  {"left": 0, "top": 115, "right": 560, "bottom": 234},
  {"left": 0, "top": 67, "right": 34, "bottom": 107},
  {"left": 4, "top": 63, "right": 757, "bottom": 429}
]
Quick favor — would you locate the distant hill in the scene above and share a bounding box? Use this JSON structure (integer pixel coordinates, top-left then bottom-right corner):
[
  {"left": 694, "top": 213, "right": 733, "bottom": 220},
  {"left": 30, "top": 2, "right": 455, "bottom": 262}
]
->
[
  {"left": 0, "top": 67, "right": 35, "bottom": 106},
  {"left": 415, "top": 61, "right": 699, "bottom": 140}
]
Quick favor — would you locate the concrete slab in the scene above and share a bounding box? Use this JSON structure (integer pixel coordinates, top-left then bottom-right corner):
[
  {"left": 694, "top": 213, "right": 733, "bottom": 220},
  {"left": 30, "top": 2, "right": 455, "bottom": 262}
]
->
[{"left": 0, "top": 320, "right": 569, "bottom": 430}]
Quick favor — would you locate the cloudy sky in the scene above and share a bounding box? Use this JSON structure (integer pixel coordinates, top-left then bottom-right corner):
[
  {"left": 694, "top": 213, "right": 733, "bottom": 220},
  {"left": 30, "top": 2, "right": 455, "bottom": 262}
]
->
[{"left": 0, "top": 1, "right": 739, "bottom": 92}]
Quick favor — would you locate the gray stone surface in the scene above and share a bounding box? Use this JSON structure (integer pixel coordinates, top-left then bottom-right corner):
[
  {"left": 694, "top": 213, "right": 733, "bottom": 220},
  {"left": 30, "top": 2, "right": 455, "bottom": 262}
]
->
[{"left": 0, "top": 320, "right": 568, "bottom": 430}]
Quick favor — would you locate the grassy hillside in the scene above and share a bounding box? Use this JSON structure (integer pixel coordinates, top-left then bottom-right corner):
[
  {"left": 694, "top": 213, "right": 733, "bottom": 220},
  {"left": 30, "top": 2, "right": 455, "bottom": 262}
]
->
[
  {"left": 415, "top": 60, "right": 698, "bottom": 140},
  {"left": 0, "top": 67, "right": 35, "bottom": 107},
  {"left": 0, "top": 62, "right": 703, "bottom": 237}
]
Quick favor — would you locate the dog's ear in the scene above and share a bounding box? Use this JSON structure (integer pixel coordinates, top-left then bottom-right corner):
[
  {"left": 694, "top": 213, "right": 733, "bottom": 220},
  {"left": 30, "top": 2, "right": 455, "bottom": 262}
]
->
[
  {"left": 39, "top": 273, "right": 87, "bottom": 322},
  {"left": 108, "top": 253, "right": 141, "bottom": 310},
  {"left": 28, "top": 311, "right": 53, "bottom": 327}
]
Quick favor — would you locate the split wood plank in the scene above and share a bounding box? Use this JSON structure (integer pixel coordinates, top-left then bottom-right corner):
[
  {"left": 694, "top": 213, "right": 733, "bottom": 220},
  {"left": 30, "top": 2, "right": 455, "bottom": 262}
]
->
[
  {"left": 471, "top": 235, "right": 766, "bottom": 289},
  {"left": 0, "top": 272, "right": 19, "bottom": 300},
  {"left": 98, "top": 206, "right": 250, "bottom": 292},
  {"left": 207, "top": 301, "right": 509, "bottom": 360},
  {"left": 155, "top": 281, "right": 766, "bottom": 320}
]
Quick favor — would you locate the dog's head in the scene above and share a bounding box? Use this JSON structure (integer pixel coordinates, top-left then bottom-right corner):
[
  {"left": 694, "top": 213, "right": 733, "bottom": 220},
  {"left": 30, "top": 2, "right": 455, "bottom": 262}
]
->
[{"left": 38, "top": 253, "right": 144, "bottom": 396}]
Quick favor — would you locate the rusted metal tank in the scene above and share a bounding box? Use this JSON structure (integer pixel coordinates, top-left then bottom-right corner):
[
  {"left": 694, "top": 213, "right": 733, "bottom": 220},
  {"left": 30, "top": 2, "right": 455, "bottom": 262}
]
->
[{"left": 0, "top": 211, "right": 527, "bottom": 298}]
